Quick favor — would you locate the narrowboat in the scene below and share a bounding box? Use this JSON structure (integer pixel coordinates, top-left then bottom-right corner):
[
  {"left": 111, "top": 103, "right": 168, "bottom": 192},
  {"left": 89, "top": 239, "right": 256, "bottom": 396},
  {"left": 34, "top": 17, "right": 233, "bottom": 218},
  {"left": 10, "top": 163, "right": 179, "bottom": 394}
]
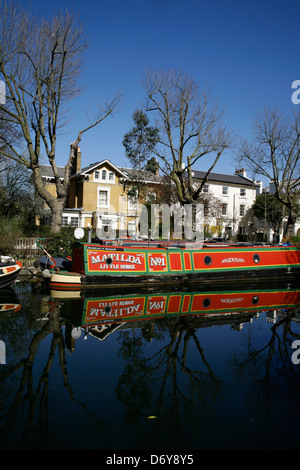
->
[
  {"left": 0, "top": 256, "right": 22, "bottom": 289},
  {"left": 48, "top": 239, "right": 300, "bottom": 291}
]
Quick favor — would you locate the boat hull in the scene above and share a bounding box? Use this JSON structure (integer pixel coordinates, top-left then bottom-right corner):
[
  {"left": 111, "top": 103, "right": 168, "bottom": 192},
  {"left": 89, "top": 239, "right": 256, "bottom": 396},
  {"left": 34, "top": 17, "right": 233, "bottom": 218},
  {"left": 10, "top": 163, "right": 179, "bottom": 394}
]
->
[
  {"left": 0, "top": 262, "right": 22, "bottom": 289},
  {"left": 49, "top": 243, "right": 300, "bottom": 290}
]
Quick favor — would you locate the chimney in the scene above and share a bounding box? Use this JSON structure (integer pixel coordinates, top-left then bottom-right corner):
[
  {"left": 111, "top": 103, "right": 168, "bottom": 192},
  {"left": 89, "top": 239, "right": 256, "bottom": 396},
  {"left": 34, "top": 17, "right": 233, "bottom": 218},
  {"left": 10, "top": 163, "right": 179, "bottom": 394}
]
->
[
  {"left": 235, "top": 168, "right": 246, "bottom": 178},
  {"left": 146, "top": 157, "right": 159, "bottom": 175},
  {"left": 72, "top": 147, "right": 82, "bottom": 175}
]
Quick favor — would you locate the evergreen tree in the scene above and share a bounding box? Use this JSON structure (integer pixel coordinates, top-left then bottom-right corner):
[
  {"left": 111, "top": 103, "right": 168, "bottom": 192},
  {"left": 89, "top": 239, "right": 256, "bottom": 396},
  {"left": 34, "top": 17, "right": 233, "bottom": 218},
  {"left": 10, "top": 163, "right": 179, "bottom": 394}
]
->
[{"left": 123, "top": 110, "right": 159, "bottom": 170}]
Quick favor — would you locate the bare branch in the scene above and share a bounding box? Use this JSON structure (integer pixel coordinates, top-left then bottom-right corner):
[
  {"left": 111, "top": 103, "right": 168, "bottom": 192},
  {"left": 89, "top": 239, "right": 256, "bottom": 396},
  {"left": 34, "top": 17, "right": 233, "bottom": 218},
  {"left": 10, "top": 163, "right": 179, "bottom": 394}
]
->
[
  {"left": 236, "top": 106, "right": 300, "bottom": 237},
  {"left": 143, "top": 68, "right": 232, "bottom": 204},
  {"left": 0, "top": 1, "right": 120, "bottom": 232}
]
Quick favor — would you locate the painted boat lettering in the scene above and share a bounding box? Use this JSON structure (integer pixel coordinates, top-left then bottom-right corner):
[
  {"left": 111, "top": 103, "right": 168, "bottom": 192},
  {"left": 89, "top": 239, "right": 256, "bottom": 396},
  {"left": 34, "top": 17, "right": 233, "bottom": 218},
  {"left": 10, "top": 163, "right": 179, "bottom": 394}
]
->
[
  {"left": 90, "top": 252, "right": 143, "bottom": 265},
  {"left": 220, "top": 297, "right": 244, "bottom": 303},
  {"left": 221, "top": 257, "right": 245, "bottom": 263},
  {"left": 148, "top": 253, "right": 168, "bottom": 271},
  {"left": 146, "top": 296, "right": 167, "bottom": 314},
  {"left": 86, "top": 297, "right": 146, "bottom": 321},
  {"left": 87, "top": 249, "right": 146, "bottom": 272}
]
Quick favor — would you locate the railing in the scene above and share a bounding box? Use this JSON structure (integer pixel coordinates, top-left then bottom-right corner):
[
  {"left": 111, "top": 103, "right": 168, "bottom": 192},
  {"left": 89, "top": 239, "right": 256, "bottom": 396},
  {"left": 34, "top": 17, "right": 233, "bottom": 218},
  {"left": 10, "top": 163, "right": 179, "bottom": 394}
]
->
[{"left": 15, "top": 238, "right": 43, "bottom": 258}]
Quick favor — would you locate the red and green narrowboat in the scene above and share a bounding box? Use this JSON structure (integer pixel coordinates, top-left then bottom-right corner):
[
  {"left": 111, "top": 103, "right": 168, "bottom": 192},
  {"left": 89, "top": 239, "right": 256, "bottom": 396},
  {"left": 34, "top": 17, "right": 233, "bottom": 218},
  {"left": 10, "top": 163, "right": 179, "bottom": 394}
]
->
[{"left": 48, "top": 240, "right": 300, "bottom": 290}]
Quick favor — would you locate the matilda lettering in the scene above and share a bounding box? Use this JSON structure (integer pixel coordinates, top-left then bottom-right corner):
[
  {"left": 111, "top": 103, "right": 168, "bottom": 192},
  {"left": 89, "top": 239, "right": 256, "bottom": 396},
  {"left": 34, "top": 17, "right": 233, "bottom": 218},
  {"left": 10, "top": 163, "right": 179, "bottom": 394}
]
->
[
  {"left": 90, "top": 303, "right": 142, "bottom": 318},
  {"left": 90, "top": 253, "right": 143, "bottom": 265}
]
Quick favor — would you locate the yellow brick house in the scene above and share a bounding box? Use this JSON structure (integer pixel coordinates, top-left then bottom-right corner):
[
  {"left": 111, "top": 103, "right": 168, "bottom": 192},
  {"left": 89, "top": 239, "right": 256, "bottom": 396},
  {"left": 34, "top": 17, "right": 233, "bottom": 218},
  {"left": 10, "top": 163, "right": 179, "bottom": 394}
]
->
[{"left": 39, "top": 148, "right": 165, "bottom": 237}]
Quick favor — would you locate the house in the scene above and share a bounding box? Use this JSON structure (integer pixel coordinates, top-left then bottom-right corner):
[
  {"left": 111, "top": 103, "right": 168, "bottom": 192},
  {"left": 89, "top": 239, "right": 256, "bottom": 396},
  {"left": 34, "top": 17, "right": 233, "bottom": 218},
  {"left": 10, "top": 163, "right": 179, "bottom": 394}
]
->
[
  {"left": 38, "top": 150, "right": 260, "bottom": 239},
  {"left": 261, "top": 181, "right": 300, "bottom": 241},
  {"left": 189, "top": 168, "right": 260, "bottom": 238},
  {"left": 39, "top": 149, "right": 165, "bottom": 237}
]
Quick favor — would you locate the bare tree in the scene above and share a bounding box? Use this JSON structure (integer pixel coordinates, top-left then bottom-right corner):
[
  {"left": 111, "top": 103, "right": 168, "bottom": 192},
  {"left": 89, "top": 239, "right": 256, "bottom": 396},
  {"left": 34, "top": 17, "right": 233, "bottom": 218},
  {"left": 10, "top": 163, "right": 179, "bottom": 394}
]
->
[
  {"left": 0, "top": 161, "right": 33, "bottom": 218},
  {"left": 143, "top": 69, "right": 232, "bottom": 205},
  {"left": 237, "top": 106, "right": 300, "bottom": 238},
  {"left": 0, "top": 2, "right": 121, "bottom": 232}
]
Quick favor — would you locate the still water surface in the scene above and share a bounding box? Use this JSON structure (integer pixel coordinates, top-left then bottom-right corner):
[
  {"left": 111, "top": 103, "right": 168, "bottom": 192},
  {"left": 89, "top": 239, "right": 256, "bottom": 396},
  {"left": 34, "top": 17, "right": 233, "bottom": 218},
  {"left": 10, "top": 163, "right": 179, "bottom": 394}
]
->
[{"left": 1, "top": 277, "right": 300, "bottom": 450}]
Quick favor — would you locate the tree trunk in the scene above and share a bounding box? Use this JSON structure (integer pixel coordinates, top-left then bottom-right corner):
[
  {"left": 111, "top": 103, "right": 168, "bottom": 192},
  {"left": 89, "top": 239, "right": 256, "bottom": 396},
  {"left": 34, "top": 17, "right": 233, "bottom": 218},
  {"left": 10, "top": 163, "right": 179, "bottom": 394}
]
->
[
  {"left": 50, "top": 198, "right": 65, "bottom": 234},
  {"left": 283, "top": 211, "right": 297, "bottom": 239},
  {"left": 282, "top": 199, "right": 298, "bottom": 239},
  {"left": 32, "top": 166, "right": 67, "bottom": 233}
]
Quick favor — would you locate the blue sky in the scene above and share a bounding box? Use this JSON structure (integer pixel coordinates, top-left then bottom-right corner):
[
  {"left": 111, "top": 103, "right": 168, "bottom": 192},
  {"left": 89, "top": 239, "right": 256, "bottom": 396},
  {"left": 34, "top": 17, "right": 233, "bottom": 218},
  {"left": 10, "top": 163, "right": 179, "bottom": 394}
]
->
[{"left": 21, "top": 0, "right": 300, "bottom": 175}]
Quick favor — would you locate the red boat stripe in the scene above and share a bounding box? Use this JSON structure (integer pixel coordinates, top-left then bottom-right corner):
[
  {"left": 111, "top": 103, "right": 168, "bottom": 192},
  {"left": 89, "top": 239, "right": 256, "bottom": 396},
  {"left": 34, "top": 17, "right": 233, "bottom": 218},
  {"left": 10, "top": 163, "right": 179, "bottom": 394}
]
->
[{"left": 169, "top": 253, "right": 182, "bottom": 271}]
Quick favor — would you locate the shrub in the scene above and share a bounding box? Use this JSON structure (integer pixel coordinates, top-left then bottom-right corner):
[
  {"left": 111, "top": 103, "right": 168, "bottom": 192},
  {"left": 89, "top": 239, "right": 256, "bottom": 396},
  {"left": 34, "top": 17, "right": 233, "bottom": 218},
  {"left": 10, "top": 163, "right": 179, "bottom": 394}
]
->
[
  {"left": 38, "top": 227, "right": 88, "bottom": 257},
  {"left": 0, "top": 216, "right": 23, "bottom": 255}
]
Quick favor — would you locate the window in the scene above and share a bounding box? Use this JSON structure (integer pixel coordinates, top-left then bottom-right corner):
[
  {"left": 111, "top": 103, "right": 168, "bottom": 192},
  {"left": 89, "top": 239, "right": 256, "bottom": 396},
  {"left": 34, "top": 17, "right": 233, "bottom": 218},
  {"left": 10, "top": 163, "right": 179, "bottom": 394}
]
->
[
  {"left": 203, "top": 184, "right": 209, "bottom": 193},
  {"left": 98, "top": 189, "right": 108, "bottom": 208},
  {"left": 95, "top": 169, "right": 114, "bottom": 182},
  {"left": 222, "top": 186, "right": 228, "bottom": 195},
  {"left": 240, "top": 188, "right": 246, "bottom": 196},
  {"left": 62, "top": 216, "right": 68, "bottom": 227},
  {"left": 62, "top": 216, "right": 79, "bottom": 227},
  {"left": 221, "top": 203, "right": 227, "bottom": 216},
  {"left": 240, "top": 205, "right": 245, "bottom": 217},
  {"left": 146, "top": 191, "right": 156, "bottom": 203},
  {"left": 70, "top": 217, "right": 79, "bottom": 227}
]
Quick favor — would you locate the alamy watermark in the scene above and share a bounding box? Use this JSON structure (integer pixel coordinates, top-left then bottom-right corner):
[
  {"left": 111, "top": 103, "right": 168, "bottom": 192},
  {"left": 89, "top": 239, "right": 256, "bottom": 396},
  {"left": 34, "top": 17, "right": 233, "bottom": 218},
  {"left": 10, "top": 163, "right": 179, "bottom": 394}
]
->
[
  {"left": 291, "top": 80, "right": 300, "bottom": 104},
  {"left": 291, "top": 340, "right": 300, "bottom": 365},
  {"left": 0, "top": 340, "right": 6, "bottom": 364},
  {"left": 0, "top": 80, "right": 5, "bottom": 104},
  {"left": 94, "top": 201, "right": 204, "bottom": 247}
]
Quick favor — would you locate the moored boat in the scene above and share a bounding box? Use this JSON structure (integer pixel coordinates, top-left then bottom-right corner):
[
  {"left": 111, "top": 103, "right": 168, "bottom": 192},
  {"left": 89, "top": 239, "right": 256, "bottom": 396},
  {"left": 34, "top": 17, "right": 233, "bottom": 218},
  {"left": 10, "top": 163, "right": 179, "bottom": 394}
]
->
[
  {"left": 48, "top": 240, "right": 300, "bottom": 290},
  {"left": 0, "top": 256, "right": 22, "bottom": 289}
]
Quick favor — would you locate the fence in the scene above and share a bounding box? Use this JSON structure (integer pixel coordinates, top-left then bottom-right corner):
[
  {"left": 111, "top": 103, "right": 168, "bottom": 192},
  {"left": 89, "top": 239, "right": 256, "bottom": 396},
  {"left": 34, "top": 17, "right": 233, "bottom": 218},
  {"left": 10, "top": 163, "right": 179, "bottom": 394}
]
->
[{"left": 15, "top": 238, "right": 44, "bottom": 258}]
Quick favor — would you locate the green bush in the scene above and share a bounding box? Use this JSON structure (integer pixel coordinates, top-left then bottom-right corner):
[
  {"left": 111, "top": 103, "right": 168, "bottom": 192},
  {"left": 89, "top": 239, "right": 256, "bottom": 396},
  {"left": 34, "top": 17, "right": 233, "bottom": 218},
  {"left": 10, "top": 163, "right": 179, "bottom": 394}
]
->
[
  {"left": 38, "top": 227, "right": 88, "bottom": 257},
  {"left": 291, "top": 234, "right": 300, "bottom": 244},
  {"left": 0, "top": 216, "right": 23, "bottom": 255}
]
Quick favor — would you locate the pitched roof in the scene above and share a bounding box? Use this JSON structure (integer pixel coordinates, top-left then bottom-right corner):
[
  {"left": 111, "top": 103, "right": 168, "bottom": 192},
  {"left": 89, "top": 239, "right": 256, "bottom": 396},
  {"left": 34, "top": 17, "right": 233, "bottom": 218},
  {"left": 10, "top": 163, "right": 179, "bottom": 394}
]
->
[
  {"left": 78, "top": 159, "right": 127, "bottom": 177},
  {"left": 40, "top": 164, "right": 65, "bottom": 179},
  {"left": 191, "top": 169, "right": 258, "bottom": 187},
  {"left": 119, "top": 166, "right": 164, "bottom": 183},
  {"left": 39, "top": 161, "right": 257, "bottom": 187}
]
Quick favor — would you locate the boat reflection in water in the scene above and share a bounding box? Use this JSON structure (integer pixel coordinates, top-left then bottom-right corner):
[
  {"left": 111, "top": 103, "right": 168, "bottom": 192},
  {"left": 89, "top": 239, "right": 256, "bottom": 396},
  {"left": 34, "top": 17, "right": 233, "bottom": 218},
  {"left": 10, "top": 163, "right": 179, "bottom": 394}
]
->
[
  {"left": 50, "top": 280, "right": 300, "bottom": 345},
  {"left": 0, "top": 287, "right": 21, "bottom": 314}
]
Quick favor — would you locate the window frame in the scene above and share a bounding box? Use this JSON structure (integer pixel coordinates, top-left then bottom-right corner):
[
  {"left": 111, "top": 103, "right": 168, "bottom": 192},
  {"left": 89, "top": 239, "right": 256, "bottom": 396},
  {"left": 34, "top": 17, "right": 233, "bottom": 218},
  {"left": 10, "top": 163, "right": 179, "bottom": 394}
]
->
[
  {"left": 221, "top": 203, "right": 227, "bottom": 216},
  {"left": 97, "top": 187, "right": 110, "bottom": 209}
]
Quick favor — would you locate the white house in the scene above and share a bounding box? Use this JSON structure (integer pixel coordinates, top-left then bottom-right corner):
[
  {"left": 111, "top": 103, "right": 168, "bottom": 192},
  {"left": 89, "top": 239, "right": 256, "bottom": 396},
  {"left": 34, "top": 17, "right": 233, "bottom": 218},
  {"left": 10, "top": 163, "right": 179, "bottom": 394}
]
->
[{"left": 191, "top": 168, "right": 260, "bottom": 238}]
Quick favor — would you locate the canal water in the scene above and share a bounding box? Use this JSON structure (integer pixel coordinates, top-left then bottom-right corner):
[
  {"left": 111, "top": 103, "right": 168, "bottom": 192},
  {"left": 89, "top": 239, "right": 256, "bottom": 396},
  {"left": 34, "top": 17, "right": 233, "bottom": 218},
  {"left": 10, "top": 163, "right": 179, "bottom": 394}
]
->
[{"left": 0, "top": 276, "right": 300, "bottom": 451}]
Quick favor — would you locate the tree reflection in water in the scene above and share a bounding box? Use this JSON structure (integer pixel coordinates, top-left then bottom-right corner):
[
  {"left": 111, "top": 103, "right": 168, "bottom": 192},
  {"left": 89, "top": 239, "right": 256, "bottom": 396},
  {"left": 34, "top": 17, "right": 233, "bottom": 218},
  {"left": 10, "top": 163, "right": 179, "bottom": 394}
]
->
[
  {"left": 229, "top": 310, "right": 300, "bottom": 418},
  {"left": 0, "top": 289, "right": 104, "bottom": 450},
  {"left": 115, "top": 315, "right": 225, "bottom": 444},
  {"left": 1, "top": 280, "right": 300, "bottom": 450},
  {"left": 114, "top": 309, "right": 300, "bottom": 448}
]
